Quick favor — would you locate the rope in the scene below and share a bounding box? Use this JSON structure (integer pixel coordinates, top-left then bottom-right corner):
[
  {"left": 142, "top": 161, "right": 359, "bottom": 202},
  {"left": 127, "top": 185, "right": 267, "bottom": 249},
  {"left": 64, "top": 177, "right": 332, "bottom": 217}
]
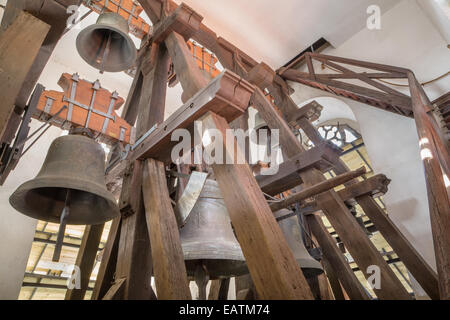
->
[{"left": 321, "top": 63, "right": 450, "bottom": 87}]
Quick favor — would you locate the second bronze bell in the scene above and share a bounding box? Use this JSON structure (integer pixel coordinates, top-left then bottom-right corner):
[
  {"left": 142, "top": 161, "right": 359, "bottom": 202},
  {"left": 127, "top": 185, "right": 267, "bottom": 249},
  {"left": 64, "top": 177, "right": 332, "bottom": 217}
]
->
[
  {"left": 76, "top": 12, "right": 137, "bottom": 73},
  {"left": 179, "top": 179, "right": 248, "bottom": 280}
]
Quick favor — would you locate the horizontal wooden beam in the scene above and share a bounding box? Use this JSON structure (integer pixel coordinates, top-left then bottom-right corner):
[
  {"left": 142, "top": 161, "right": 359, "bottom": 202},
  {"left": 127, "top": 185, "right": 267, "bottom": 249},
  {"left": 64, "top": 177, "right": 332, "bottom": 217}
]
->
[
  {"left": 281, "top": 68, "right": 413, "bottom": 116},
  {"left": 269, "top": 167, "right": 366, "bottom": 212},
  {"left": 127, "top": 70, "right": 254, "bottom": 164},
  {"left": 336, "top": 174, "right": 391, "bottom": 201},
  {"left": 256, "top": 142, "right": 340, "bottom": 196}
]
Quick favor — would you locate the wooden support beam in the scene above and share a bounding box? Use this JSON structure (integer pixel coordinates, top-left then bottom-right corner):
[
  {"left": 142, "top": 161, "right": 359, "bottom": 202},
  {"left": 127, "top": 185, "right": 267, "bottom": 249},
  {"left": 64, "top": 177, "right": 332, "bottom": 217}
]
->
[
  {"left": 336, "top": 174, "right": 390, "bottom": 201},
  {"left": 102, "top": 278, "right": 126, "bottom": 300},
  {"left": 356, "top": 195, "right": 440, "bottom": 300},
  {"left": 128, "top": 70, "right": 253, "bottom": 164},
  {"left": 408, "top": 72, "right": 450, "bottom": 300},
  {"left": 91, "top": 217, "right": 121, "bottom": 300},
  {"left": 269, "top": 167, "right": 366, "bottom": 212},
  {"left": 256, "top": 142, "right": 338, "bottom": 196},
  {"left": 151, "top": 3, "right": 203, "bottom": 44},
  {"left": 296, "top": 105, "right": 437, "bottom": 299},
  {"left": 165, "top": 31, "right": 209, "bottom": 101},
  {"left": 315, "top": 189, "right": 411, "bottom": 299},
  {"left": 142, "top": 159, "right": 192, "bottom": 299},
  {"left": 0, "top": 11, "right": 50, "bottom": 138},
  {"left": 287, "top": 100, "right": 323, "bottom": 126},
  {"left": 65, "top": 223, "right": 104, "bottom": 300},
  {"left": 115, "top": 160, "right": 156, "bottom": 300},
  {"left": 321, "top": 257, "right": 347, "bottom": 300},
  {"left": 306, "top": 213, "right": 369, "bottom": 300},
  {"left": 281, "top": 68, "right": 412, "bottom": 114},
  {"left": 251, "top": 86, "right": 411, "bottom": 299},
  {"left": 136, "top": 43, "right": 170, "bottom": 139},
  {"left": 202, "top": 112, "right": 314, "bottom": 300}
]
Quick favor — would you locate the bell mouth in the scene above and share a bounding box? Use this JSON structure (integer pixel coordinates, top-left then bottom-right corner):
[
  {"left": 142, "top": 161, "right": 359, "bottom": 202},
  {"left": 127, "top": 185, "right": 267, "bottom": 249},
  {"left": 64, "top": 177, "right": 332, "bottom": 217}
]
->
[
  {"left": 182, "top": 239, "right": 248, "bottom": 280},
  {"left": 9, "top": 176, "right": 119, "bottom": 225},
  {"left": 76, "top": 19, "right": 137, "bottom": 72},
  {"left": 185, "top": 260, "right": 249, "bottom": 280}
]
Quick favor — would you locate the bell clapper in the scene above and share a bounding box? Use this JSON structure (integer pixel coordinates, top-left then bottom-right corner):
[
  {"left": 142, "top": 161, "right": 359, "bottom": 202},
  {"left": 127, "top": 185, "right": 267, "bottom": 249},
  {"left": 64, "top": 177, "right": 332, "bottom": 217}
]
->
[
  {"left": 52, "top": 189, "right": 71, "bottom": 262},
  {"left": 194, "top": 262, "right": 209, "bottom": 300},
  {"left": 99, "top": 30, "right": 112, "bottom": 74}
]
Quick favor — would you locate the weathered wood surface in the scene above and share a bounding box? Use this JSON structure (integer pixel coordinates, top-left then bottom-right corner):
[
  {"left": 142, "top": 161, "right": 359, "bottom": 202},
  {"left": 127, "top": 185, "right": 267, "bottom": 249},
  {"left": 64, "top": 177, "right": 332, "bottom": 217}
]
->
[
  {"left": 297, "top": 108, "right": 438, "bottom": 299},
  {"left": 152, "top": 3, "right": 202, "bottom": 44},
  {"left": 269, "top": 167, "right": 366, "bottom": 212},
  {"left": 102, "top": 278, "right": 126, "bottom": 300},
  {"left": 336, "top": 174, "right": 390, "bottom": 201},
  {"left": 66, "top": 223, "right": 104, "bottom": 300},
  {"left": 115, "top": 160, "right": 156, "bottom": 300},
  {"left": 356, "top": 195, "right": 440, "bottom": 300},
  {"left": 203, "top": 112, "right": 314, "bottom": 300},
  {"left": 142, "top": 159, "right": 191, "bottom": 299},
  {"left": 321, "top": 257, "right": 347, "bottom": 300},
  {"left": 91, "top": 217, "right": 121, "bottom": 300},
  {"left": 128, "top": 70, "right": 253, "bottom": 164},
  {"left": 0, "top": 11, "right": 50, "bottom": 138},
  {"left": 252, "top": 87, "right": 411, "bottom": 300},
  {"left": 315, "top": 188, "right": 410, "bottom": 299},
  {"left": 307, "top": 214, "right": 369, "bottom": 300},
  {"left": 135, "top": 43, "right": 170, "bottom": 141},
  {"left": 1, "top": 0, "right": 77, "bottom": 108},
  {"left": 165, "top": 31, "right": 209, "bottom": 102}
]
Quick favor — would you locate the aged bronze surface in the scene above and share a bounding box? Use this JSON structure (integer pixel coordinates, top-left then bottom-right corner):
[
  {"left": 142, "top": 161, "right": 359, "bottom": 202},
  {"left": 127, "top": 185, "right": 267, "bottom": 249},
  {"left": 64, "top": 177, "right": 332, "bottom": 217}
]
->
[
  {"left": 76, "top": 12, "right": 137, "bottom": 73},
  {"left": 179, "top": 179, "right": 247, "bottom": 279},
  {"left": 274, "top": 209, "right": 324, "bottom": 278},
  {"left": 10, "top": 134, "right": 119, "bottom": 225}
]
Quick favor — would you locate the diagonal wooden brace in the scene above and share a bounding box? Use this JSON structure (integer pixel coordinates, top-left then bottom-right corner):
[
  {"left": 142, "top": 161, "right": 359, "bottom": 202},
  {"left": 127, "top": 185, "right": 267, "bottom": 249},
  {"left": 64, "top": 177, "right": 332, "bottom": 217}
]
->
[{"left": 151, "top": 2, "right": 203, "bottom": 43}]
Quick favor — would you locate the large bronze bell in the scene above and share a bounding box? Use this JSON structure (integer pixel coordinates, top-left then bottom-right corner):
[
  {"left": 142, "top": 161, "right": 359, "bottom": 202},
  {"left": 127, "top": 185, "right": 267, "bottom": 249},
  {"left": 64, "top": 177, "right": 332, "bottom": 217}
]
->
[
  {"left": 274, "top": 209, "right": 323, "bottom": 278},
  {"left": 179, "top": 179, "right": 247, "bottom": 280},
  {"left": 9, "top": 134, "right": 119, "bottom": 225},
  {"left": 76, "top": 12, "right": 137, "bottom": 73}
]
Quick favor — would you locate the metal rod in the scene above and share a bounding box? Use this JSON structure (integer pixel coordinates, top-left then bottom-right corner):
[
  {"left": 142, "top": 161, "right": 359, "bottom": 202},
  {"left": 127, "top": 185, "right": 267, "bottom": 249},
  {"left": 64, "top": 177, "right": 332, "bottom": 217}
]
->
[
  {"left": 16, "top": 105, "right": 67, "bottom": 150},
  {"left": 52, "top": 190, "right": 71, "bottom": 262}
]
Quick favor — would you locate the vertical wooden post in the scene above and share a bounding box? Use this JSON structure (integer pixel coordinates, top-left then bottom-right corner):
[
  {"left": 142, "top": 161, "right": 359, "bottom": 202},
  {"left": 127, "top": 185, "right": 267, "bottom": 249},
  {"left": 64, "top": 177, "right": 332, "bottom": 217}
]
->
[
  {"left": 136, "top": 43, "right": 170, "bottom": 136},
  {"left": 408, "top": 73, "right": 450, "bottom": 299},
  {"left": 203, "top": 112, "right": 314, "bottom": 300},
  {"left": 65, "top": 224, "right": 104, "bottom": 300},
  {"left": 92, "top": 217, "right": 121, "bottom": 300},
  {"left": 142, "top": 159, "right": 192, "bottom": 299},
  {"left": 115, "top": 160, "right": 156, "bottom": 300},
  {"left": 0, "top": 11, "right": 50, "bottom": 137}
]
